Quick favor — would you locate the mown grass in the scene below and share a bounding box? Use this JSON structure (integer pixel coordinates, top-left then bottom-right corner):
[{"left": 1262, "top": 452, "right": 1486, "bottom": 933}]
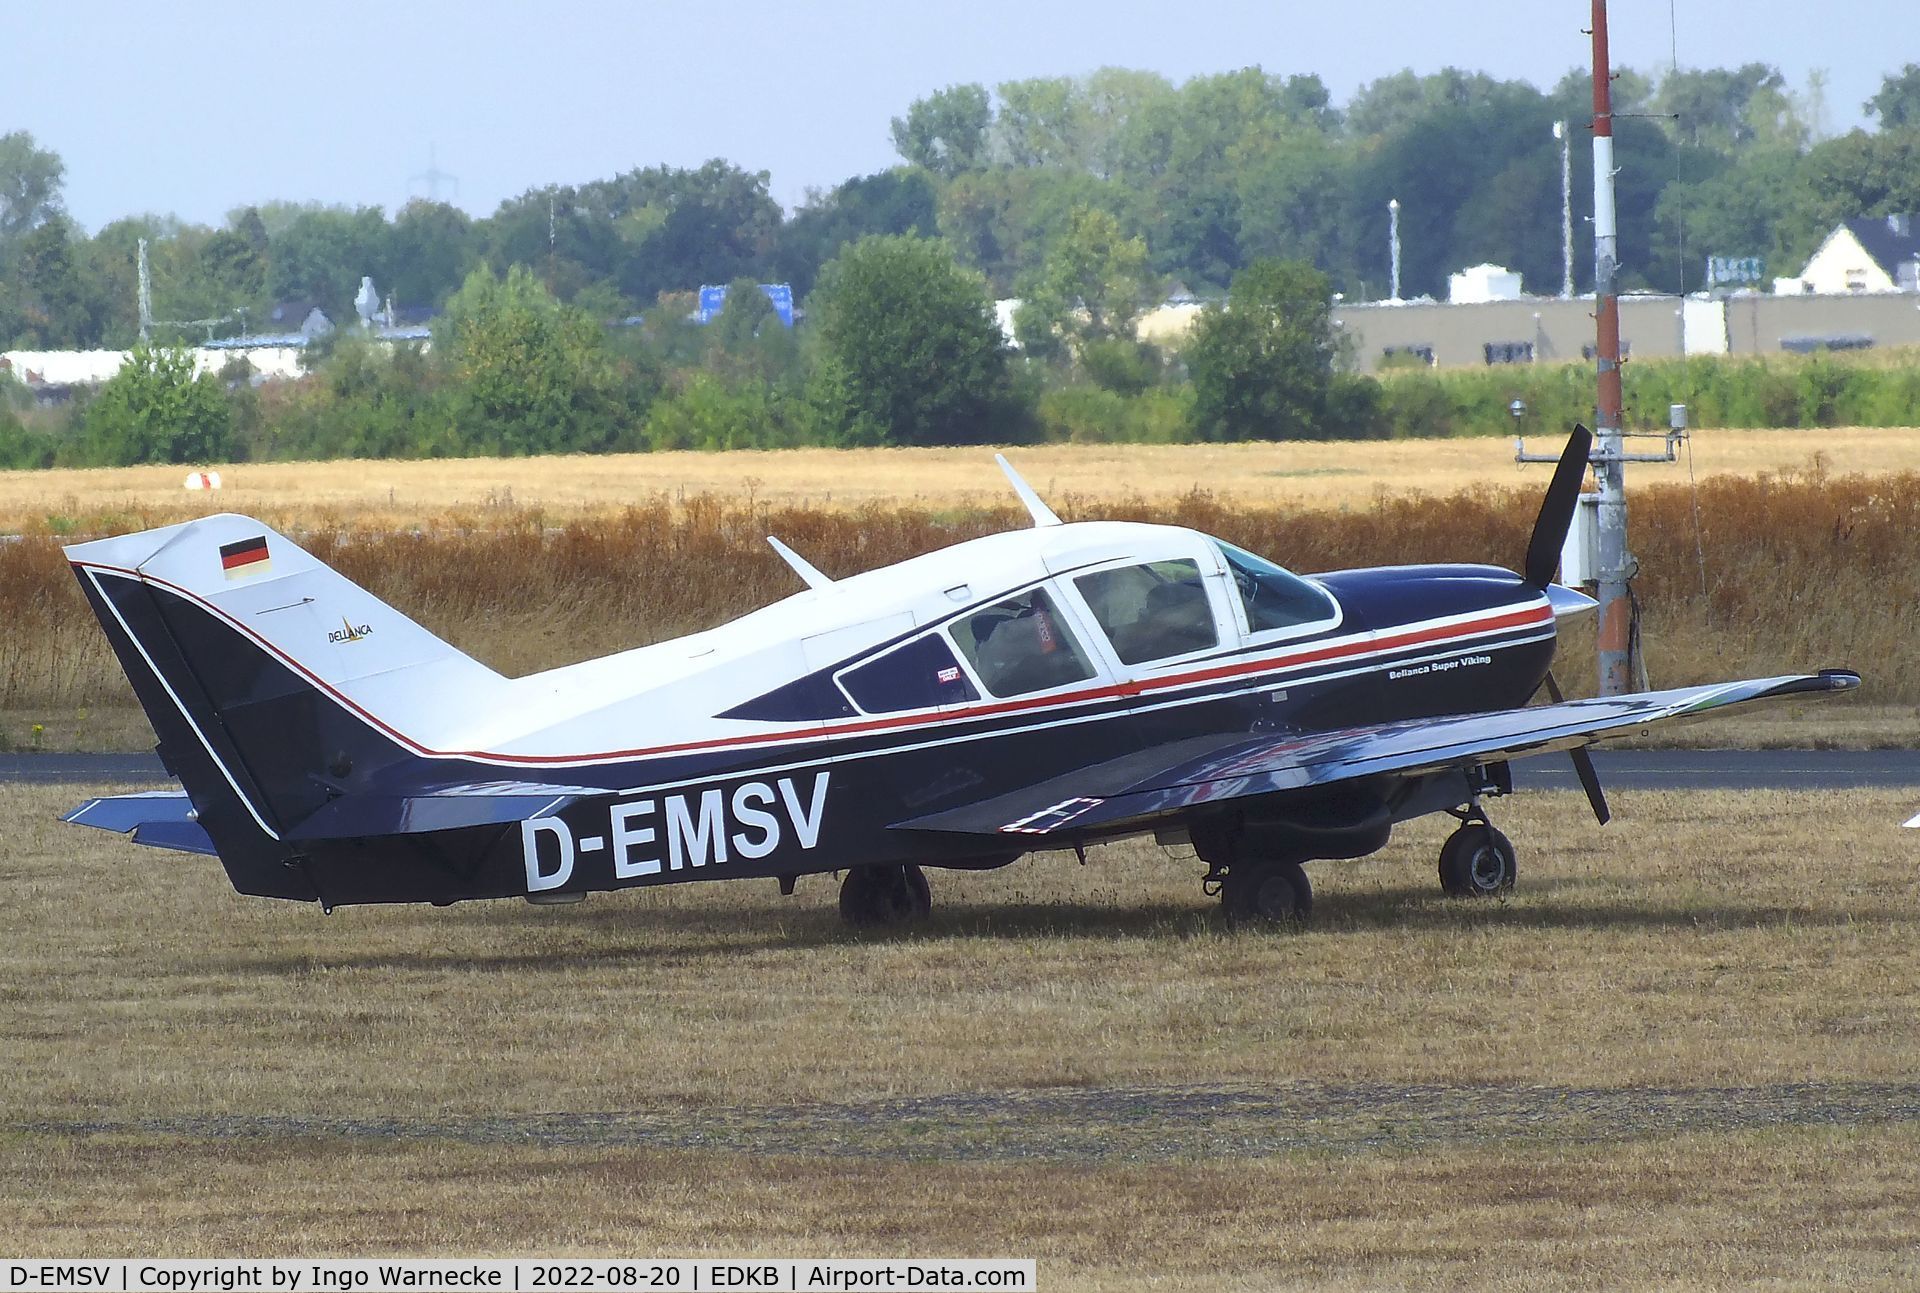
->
[
  {"left": 7, "top": 784, "right": 1920, "bottom": 1285},
  {"left": 9, "top": 1128, "right": 1920, "bottom": 1288},
  {"left": 7, "top": 785, "right": 1920, "bottom": 1117}
]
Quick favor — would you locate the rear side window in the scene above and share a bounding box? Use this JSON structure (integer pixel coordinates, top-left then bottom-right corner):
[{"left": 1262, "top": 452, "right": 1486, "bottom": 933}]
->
[
  {"left": 952, "top": 587, "right": 1097, "bottom": 698},
  {"left": 840, "top": 634, "right": 980, "bottom": 713},
  {"left": 1074, "top": 559, "right": 1219, "bottom": 665}
]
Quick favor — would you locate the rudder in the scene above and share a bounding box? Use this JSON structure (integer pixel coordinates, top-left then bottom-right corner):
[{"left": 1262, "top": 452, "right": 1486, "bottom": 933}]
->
[{"left": 67, "top": 516, "right": 508, "bottom": 896}]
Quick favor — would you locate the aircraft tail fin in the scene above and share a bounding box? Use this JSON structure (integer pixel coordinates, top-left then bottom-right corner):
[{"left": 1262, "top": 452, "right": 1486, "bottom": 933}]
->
[{"left": 66, "top": 516, "right": 508, "bottom": 896}]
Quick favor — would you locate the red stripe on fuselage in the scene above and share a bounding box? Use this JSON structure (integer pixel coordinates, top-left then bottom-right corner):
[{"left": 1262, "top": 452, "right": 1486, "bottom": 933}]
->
[{"left": 76, "top": 559, "right": 1551, "bottom": 768}]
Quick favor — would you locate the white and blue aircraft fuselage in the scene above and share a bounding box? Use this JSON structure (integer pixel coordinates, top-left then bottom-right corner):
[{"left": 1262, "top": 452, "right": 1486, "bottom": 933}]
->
[{"left": 64, "top": 432, "right": 1858, "bottom": 925}]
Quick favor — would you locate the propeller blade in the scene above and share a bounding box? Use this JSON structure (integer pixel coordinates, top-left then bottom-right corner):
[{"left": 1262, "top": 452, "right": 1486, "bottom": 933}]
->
[
  {"left": 1542, "top": 670, "right": 1612, "bottom": 824},
  {"left": 1524, "top": 423, "right": 1594, "bottom": 589},
  {"left": 1570, "top": 746, "right": 1612, "bottom": 825}
]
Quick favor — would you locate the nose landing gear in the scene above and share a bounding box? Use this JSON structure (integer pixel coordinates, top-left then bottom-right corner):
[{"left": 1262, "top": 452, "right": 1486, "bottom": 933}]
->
[{"left": 1437, "top": 816, "right": 1517, "bottom": 897}]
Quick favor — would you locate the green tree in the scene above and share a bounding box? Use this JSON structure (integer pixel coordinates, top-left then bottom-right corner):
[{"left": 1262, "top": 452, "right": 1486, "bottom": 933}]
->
[
  {"left": 995, "top": 76, "right": 1086, "bottom": 169},
  {"left": 0, "top": 131, "right": 64, "bottom": 245},
  {"left": 1185, "top": 259, "right": 1342, "bottom": 442},
  {"left": 1654, "top": 64, "right": 1807, "bottom": 153},
  {"left": 435, "top": 264, "right": 641, "bottom": 454},
  {"left": 810, "top": 235, "right": 1019, "bottom": 445},
  {"left": 890, "top": 84, "right": 992, "bottom": 178},
  {"left": 491, "top": 161, "right": 782, "bottom": 307},
  {"left": 1656, "top": 148, "right": 1802, "bottom": 277},
  {"left": 1013, "top": 206, "right": 1153, "bottom": 361},
  {"left": 1548, "top": 66, "right": 1654, "bottom": 120},
  {"left": 1866, "top": 65, "right": 1920, "bottom": 131},
  {"left": 0, "top": 214, "right": 101, "bottom": 346},
  {"left": 1081, "top": 67, "right": 1178, "bottom": 181},
  {"left": 702, "top": 278, "right": 801, "bottom": 385},
  {"left": 268, "top": 206, "right": 392, "bottom": 317},
  {"left": 199, "top": 225, "right": 269, "bottom": 306},
  {"left": 1234, "top": 130, "right": 1351, "bottom": 271},
  {"left": 80, "top": 344, "right": 234, "bottom": 464},
  {"left": 936, "top": 166, "right": 1121, "bottom": 293},
  {"left": 774, "top": 169, "right": 938, "bottom": 297},
  {"left": 388, "top": 199, "right": 478, "bottom": 307},
  {"left": 1345, "top": 68, "right": 1508, "bottom": 138},
  {"left": 1771, "top": 129, "right": 1920, "bottom": 267}
]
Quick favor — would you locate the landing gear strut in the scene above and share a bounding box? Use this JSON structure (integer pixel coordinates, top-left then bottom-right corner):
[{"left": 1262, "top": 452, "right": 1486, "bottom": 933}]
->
[
  {"left": 1217, "top": 860, "right": 1313, "bottom": 927},
  {"left": 1437, "top": 819, "right": 1517, "bottom": 897},
  {"left": 838, "top": 863, "right": 932, "bottom": 928}
]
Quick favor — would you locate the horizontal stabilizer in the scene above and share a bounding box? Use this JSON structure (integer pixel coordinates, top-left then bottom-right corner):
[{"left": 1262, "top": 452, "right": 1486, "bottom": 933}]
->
[
  {"left": 287, "top": 781, "right": 601, "bottom": 840},
  {"left": 64, "top": 791, "right": 217, "bottom": 856}
]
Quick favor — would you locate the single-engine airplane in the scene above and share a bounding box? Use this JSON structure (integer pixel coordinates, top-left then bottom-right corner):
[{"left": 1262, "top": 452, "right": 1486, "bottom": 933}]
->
[{"left": 65, "top": 428, "right": 1857, "bottom": 925}]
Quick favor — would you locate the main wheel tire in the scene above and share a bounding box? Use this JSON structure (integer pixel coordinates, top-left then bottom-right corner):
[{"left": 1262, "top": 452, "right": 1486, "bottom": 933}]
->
[
  {"left": 1222, "top": 860, "right": 1313, "bottom": 926},
  {"left": 838, "top": 864, "right": 932, "bottom": 928},
  {"left": 1438, "top": 824, "right": 1517, "bottom": 897}
]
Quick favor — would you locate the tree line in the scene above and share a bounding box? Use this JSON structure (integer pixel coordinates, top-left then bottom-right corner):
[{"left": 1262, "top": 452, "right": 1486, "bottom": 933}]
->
[
  {"left": 1, "top": 61, "right": 1918, "bottom": 465},
  {"left": 7, "top": 62, "right": 1920, "bottom": 347}
]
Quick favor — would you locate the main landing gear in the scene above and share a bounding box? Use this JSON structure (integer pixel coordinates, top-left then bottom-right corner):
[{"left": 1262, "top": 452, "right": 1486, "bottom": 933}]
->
[
  {"left": 838, "top": 863, "right": 932, "bottom": 928},
  {"left": 1437, "top": 815, "right": 1518, "bottom": 898}
]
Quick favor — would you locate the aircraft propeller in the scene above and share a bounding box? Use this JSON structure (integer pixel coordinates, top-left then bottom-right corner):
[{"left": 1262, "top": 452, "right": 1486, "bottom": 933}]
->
[
  {"left": 1540, "top": 670, "right": 1611, "bottom": 824},
  {"left": 1522, "top": 426, "right": 1610, "bottom": 824},
  {"left": 1524, "top": 423, "right": 1594, "bottom": 590}
]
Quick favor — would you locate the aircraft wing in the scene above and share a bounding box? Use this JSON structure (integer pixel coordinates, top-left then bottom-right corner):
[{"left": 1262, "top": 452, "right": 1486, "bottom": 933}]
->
[{"left": 897, "top": 671, "right": 1859, "bottom": 840}]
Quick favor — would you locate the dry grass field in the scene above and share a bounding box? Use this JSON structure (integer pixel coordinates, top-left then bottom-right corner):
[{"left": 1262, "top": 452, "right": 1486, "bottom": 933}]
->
[
  {"left": 7, "top": 783, "right": 1920, "bottom": 1285},
  {"left": 0, "top": 425, "right": 1914, "bottom": 531},
  {"left": 2, "top": 452, "right": 1917, "bottom": 752}
]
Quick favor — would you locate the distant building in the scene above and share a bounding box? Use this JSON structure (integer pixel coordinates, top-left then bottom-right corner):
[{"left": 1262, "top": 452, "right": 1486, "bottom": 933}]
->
[
  {"left": 1335, "top": 291, "right": 1920, "bottom": 373},
  {"left": 1134, "top": 299, "right": 1206, "bottom": 346},
  {"left": 695, "top": 283, "right": 795, "bottom": 328},
  {"left": 1447, "top": 264, "right": 1526, "bottom": 305},
  {"left": 1784, "top": 215, "right": 1920, "bottom": 294},
  {"left": 260, "top": 301, "right": 336, "bottom": 342}
]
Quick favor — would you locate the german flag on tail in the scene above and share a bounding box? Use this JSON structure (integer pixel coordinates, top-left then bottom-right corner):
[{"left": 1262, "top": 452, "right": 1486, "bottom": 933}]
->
[{"left": 219, "top": 535, "right": 271, "bottom": 580}]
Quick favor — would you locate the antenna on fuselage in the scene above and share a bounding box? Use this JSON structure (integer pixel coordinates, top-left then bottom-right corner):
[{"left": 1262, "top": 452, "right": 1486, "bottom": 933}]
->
[
  {"left": 767, "top": 536, "right": 832, "bottom": 590},
  {"left": 995, "top": 454, "right": 1062, "bottom": 528}
]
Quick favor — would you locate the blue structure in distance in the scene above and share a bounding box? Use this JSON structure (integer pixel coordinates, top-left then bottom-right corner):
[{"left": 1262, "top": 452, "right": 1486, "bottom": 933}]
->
[{"left": 697, "top": 283, "right": 795, "bottom": 328}]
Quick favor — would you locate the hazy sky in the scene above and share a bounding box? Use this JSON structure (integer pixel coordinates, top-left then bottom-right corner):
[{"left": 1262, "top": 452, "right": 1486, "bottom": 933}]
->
[{"left": 10, "top": 0, "right": 1909, "bottom": 231}]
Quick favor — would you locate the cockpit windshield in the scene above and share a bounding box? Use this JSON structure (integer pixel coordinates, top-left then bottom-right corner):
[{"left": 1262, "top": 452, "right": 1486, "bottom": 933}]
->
[{"left": 1214, "top": 541, "right": 1337, "bottom": 635}]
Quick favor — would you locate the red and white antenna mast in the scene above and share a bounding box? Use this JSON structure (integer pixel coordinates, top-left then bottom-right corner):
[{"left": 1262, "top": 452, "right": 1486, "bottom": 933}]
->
[{"left": 1590, "top": 0, "right": 1633, "bottom": 696}]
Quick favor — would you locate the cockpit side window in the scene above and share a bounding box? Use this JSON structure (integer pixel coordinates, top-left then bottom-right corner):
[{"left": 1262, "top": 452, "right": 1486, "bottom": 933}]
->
[
  {"left": 951, "top": 586, "right": 1098, "bottom": 698},
  {"left": 1074, "top": 559, "right": 1219, "bottom": 666},
  {"left": 839, "top": 633, "right": 980, "bottom": 713},
  {"left": 1216, "top": 541, "right": 1337, "bottom": 635}
]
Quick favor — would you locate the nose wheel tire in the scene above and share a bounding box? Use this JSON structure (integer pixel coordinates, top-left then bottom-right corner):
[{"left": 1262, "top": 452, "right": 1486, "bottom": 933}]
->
[
  {"left": 1222, "top": 860, "right": 1313, "bottom": 926},
  {"left": 1438, "top": 823, "right": 1517, "bottom": 897},
  {"left": 839, "top": 863, "right": 933, "bottom": 928}
]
